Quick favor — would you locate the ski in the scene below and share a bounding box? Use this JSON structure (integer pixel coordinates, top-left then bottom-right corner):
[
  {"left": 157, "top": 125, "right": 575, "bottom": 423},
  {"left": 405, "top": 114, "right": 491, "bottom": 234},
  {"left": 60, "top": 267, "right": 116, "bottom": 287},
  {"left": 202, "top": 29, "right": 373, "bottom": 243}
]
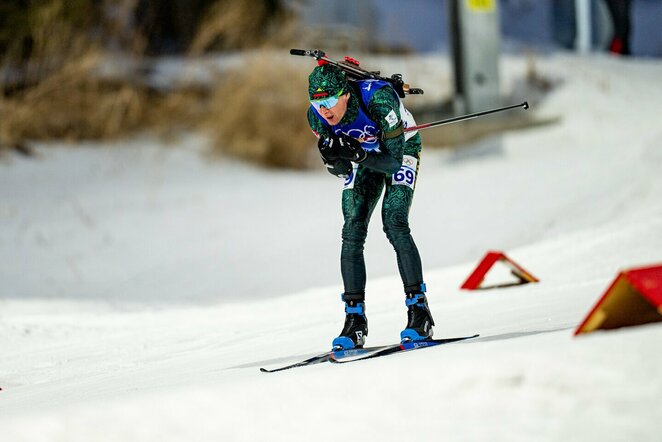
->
[
  {"left": 259, "top": 335, "right": 478, "bottom": 372},
  {"left": 259, "top": 343, "right": 399, "bottom": 373},
  {"left": 329, "top": 334, "right": 479, "bottom": 364},
  {"left": 259, "top": 351, "right": 332, "bottom": 373}
]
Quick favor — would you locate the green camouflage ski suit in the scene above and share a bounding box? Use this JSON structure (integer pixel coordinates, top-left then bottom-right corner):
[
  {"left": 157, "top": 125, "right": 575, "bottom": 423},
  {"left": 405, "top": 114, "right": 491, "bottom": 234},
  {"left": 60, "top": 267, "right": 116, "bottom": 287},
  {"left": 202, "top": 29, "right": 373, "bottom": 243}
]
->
[{"left": 308, "top": 82, "right": 425, "bottom": 301}]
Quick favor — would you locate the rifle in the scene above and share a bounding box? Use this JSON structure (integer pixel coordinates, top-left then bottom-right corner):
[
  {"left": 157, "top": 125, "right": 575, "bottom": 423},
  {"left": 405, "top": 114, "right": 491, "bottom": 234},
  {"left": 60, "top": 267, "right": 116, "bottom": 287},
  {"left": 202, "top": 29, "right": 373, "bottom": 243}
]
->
[{"left": 290, "top": 48, "right": 423, "bottom": 98}]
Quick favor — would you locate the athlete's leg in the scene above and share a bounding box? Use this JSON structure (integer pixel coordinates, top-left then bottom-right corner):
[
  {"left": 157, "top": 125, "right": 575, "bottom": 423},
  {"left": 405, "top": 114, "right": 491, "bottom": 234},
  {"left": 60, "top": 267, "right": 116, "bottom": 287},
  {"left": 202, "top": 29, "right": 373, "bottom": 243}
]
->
[
  {"left": 340, "top": 166, "right": 384, "bottom": 298},
  {"left": 381, "top": 137, "right": 424, "bottom": 289},
  {"left": 382, "top": 136, "right": 435, "bottom": 341}
]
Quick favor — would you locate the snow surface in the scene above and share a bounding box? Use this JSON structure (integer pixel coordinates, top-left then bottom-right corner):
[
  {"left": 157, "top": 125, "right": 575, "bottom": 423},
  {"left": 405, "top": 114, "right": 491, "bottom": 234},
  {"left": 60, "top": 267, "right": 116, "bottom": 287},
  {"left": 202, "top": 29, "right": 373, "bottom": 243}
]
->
[{"left": 2, "top": 52, "right": 662, "bottom": 441}]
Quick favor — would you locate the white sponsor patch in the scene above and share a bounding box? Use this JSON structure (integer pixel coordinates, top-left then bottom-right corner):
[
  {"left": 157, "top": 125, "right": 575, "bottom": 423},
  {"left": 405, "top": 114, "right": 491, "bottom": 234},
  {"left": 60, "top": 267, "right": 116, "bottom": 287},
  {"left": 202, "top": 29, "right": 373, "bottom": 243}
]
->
[
  {"left": 343, "top": 163, "right": 359, "bottom": 190},
  {"left": 385, "top": 109, "right": 398, "bottom": 128},
  {"left": 392, "top": 155, "right": 418, "bottom": 189}
]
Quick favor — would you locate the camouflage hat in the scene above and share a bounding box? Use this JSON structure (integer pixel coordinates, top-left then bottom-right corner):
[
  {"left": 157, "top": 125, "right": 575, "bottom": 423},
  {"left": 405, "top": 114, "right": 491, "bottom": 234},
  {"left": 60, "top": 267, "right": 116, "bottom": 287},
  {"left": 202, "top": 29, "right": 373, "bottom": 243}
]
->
[{"left": 308, "top": 63, "right": 348, "bottom": 101}]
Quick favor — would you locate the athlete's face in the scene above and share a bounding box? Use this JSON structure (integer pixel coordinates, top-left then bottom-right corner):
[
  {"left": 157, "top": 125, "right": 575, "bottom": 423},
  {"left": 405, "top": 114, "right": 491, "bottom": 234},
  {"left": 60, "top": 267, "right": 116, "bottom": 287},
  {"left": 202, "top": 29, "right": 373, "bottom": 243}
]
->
[{"left": 317, "top": 92, "right": 350, "bottom": 126}]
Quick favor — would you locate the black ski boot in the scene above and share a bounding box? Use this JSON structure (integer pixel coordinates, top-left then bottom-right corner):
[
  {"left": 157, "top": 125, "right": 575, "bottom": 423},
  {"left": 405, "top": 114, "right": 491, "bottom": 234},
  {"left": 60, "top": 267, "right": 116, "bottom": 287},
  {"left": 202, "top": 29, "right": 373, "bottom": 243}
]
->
[
  {"left": 401, "top": 284, "right": 435, "bottom": 342},
  {"left": 332, "top": 300, "right": 368, "bottom": 350}
]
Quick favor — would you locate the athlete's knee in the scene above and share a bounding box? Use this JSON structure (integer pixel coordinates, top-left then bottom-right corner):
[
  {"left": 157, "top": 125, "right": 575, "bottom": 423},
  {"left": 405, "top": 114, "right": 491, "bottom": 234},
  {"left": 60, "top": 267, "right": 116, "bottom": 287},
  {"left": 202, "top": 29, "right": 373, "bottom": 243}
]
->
[
  {"left": 342, "top": 218, "right": 369, "bottom": 246},
  {"left": 382, "top": 211, "right": 411, "bottom": 243}
]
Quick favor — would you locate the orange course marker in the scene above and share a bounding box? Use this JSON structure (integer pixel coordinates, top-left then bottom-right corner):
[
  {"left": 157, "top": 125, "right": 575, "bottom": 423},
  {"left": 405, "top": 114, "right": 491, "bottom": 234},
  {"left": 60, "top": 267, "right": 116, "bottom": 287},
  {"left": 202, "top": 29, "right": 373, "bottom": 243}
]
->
[
  {"left": 575, "top": 264, "right": 662, "bottom": 335},
  {"left": 461, "top": 250, "right": 539, "bottom": 290}
]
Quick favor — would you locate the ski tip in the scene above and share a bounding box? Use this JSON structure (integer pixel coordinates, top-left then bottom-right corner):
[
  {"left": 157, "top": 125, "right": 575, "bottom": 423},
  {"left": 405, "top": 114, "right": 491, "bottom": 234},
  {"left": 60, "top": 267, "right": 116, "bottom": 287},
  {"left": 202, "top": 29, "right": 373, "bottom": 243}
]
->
[{"left": 259, "top": 368, "right": 271, "bottom": 373}]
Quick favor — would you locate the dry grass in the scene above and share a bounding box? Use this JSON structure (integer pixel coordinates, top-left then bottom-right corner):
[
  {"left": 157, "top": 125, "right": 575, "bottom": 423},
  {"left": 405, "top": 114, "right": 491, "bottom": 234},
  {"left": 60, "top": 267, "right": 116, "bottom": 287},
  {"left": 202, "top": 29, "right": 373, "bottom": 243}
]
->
[
  {"left": 2, "top": 55, "right": 139, "bottom": 141},
  {"left": 0, "top": 0, "right": 133, "bottom": 151},
  {"left": 204, "top": 54, "right": 316, "bottom": 169},
  {"left": 0, "top": 47, "right": 315, "bottom": 169},
  {"left": 0, "top": 54, "right": 207, "bottom": 153},
  {"left": 189, "top": 0, "right": 296, "bottom": 54},
  {"left": 192, "top": 1, "right": 314, "bottom": 169},
  {"left": 0, "top": 0, "right": 314, "bottom": 169},
  {"left": 0, "top": 0, "right": 205, "bottom": 153}
]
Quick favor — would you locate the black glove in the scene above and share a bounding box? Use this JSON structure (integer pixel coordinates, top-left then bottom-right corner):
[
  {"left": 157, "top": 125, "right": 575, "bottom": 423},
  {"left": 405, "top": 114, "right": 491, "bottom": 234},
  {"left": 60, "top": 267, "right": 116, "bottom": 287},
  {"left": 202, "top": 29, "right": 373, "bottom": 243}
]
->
[
  {"left": 336, "top": 134, "right": 367, "bottom": 163},
  {"left": 317, "top": 136, "right": 340, "bottom": 163}
]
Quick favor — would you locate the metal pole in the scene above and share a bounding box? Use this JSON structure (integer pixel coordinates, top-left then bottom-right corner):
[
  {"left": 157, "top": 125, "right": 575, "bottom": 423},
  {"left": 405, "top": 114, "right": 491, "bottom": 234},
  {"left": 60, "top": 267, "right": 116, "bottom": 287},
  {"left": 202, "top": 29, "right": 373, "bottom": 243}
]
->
[
  {"left": 360, "top": 102, "right": 529, "bottom": 143},
  {"left": 404, "top": 102, "right": 529, "bottom": 133},
  {"left": 575, "top": 0, "right": 592, "bottom": 53}
]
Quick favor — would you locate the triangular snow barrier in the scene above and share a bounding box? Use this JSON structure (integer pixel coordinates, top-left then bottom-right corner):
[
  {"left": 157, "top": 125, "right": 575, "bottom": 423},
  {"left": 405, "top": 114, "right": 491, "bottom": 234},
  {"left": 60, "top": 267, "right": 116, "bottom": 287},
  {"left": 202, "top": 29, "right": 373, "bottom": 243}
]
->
[
  {"left": 575, "top": 264, "right": 662, "bottom": 335},
  {"left": 460, "top": 250, "right": 539, "bottom": 290}
]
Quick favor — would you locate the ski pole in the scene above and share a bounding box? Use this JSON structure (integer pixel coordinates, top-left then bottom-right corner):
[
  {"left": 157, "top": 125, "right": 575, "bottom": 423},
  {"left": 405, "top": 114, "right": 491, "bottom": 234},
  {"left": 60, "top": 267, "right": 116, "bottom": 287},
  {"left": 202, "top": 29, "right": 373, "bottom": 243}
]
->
[
  {"left": 360, "top": 101, "right": 529, "bottom": 142},
  {"left": 407, "top": 101, "right": 529, "bottom": 132}
]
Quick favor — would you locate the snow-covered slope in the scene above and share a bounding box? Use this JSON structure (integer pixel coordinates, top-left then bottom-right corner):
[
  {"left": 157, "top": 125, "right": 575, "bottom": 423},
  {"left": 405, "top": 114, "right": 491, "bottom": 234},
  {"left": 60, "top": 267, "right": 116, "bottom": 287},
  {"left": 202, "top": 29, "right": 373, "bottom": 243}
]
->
[{"left": 1, "top": 53, "right": 662, "bottom": 441}]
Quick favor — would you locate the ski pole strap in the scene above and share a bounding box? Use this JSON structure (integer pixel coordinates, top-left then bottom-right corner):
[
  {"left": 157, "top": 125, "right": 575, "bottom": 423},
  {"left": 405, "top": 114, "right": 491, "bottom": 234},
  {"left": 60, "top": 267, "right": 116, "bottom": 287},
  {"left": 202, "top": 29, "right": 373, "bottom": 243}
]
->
[{"left": 381, "top": 121, "right": 404, "bottom": 140}]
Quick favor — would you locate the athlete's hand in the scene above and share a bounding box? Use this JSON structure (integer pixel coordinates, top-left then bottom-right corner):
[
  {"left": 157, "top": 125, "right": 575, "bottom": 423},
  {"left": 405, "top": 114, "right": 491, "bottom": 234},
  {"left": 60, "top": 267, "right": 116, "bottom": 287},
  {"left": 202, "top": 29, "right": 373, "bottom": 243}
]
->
[
  {"left": 317, "top": 136, "right": 340, "bottom": 163},
  {"left": 336, "top": 135, "right": 367, "bottom": 163}
]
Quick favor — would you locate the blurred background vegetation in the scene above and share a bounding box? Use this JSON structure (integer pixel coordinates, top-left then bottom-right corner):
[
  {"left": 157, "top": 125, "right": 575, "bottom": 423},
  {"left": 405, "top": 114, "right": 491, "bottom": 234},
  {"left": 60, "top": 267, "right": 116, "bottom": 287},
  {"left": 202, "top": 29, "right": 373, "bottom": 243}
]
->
[{"left": 0, "top": 0, "right": 314, "bottom": 168}]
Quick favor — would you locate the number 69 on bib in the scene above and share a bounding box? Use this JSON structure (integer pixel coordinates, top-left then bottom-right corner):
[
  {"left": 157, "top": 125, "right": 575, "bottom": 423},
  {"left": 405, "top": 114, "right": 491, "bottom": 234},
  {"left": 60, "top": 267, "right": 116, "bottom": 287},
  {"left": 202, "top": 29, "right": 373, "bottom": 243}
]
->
[{"left": 392, "top": 155, "right": 418, "bottom": 189}]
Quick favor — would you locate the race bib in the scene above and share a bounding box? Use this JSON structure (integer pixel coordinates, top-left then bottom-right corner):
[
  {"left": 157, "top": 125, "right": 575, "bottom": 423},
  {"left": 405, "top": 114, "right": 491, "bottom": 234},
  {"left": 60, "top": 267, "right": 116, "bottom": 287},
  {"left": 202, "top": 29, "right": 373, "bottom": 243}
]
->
[
  {"left": 343, "top": 163, "right": 359, "bottom": 190},
  {"left": 391, "top": 155, "right": 418, "bottom": 189}
]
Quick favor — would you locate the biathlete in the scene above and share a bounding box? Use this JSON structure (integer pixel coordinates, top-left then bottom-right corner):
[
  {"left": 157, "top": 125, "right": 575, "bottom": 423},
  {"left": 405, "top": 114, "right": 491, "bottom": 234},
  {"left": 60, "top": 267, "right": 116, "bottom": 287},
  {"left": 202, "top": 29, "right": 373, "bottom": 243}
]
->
[{"left": 306, "top": 62, "right": 435, "bottom": 350}]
